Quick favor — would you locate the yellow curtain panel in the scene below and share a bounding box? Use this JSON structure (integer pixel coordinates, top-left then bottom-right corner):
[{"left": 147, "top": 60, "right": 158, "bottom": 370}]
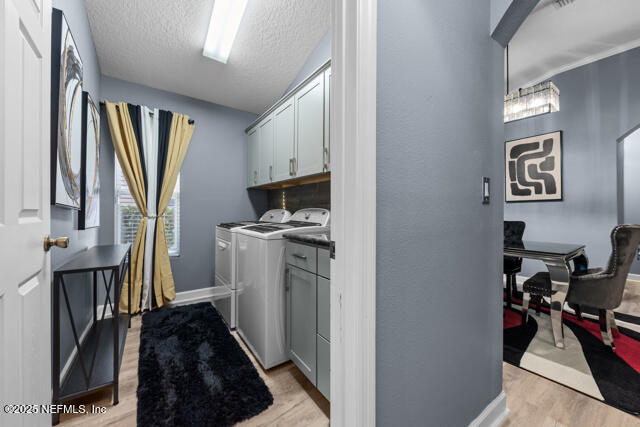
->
[
  {"left": 105, "top": 102, "right": 148, "bottom": 314},
  {"left": 106, "top": 102, "right": 194, "bottom": 312},
  {"left": 154, "top": 114, "right": 195, "bottom": 307}
]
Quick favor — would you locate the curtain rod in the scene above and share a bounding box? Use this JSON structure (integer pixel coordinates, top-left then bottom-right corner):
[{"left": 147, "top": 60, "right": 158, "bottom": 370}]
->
[{"left": 99, "top": 101, "right": 195, "bottom": 125}]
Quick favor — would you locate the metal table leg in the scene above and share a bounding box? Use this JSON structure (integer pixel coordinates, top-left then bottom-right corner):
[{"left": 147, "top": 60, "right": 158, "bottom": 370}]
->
[
  {"left": 545, "top": 259, "right": 571, "bottom": 348},
  {"left": 113, "top": 266, "right": 120, "bottom": 405}
]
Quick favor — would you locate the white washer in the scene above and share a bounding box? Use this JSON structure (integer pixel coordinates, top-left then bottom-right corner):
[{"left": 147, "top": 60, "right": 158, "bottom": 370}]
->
[
  {"left": 235, "top": 208, "right": 330, "bottom": 369},
  {"left": 213, "top": 209, "right": 291, "bottom": 328}
]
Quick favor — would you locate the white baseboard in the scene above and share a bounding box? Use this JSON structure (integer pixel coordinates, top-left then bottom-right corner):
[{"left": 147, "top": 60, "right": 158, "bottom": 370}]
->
[
  {"left": 95, "top": 285, "right": 227, "bottom": 319},
  {"left": 166, "top": 286, "right": 229, "bottom": 307},
  {"left": 629, "top": 273, "right": 640, "bottom": 282},
  {"left": 60, "top": 318, "right": 93, "bottom": 383},
  {"left": 468, "top": 391, "right": 508, "bottom": 427}
]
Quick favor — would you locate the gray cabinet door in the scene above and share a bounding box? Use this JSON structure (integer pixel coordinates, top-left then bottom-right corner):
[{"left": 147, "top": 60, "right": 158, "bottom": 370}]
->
[
  {"left": 294, "top": 73, "right": 325, "bottom": 177},
  {"left": 258, "top": 114, "right": 274, "bottom": 185},
  {"left": 323, "top": 67, "right": 330, "bottom": 172},
  {"left": 317, "top": 276, "right": 330, "bottom": 341},
  {"left": 317, "top": 334, "right": 330, "bottom": 400},
  {"left": 273, "top": 99, "right": 295, "bottom": 182},
  {"left": 247, "top": 127, "right": 259, "bottom": 187},
  {"left": 287, "top": 265, "right": 317, "bottom": 384}
]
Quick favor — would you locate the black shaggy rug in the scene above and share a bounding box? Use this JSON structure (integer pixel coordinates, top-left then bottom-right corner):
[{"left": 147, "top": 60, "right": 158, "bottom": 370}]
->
[{"left": 137, "top": 303, "right": 273, "bottom": 426}]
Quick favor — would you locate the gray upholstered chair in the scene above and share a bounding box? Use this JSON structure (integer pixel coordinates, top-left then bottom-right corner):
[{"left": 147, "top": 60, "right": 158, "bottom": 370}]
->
[
  {"left": 522, "top": 224, "right": 640, "bottom": 350},
  {"left": 504, "top": 221, "right": 526, "bottom": 308}
]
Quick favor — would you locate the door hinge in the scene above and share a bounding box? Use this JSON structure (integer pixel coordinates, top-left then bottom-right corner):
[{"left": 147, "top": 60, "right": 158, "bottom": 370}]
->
[{"left": 330, "top": 241, "right": 336, "bottom": 259}]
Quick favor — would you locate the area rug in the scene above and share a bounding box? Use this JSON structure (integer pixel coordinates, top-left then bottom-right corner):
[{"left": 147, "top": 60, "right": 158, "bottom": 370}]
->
[
  {"left": 137, "top": 302, "right": 273, "bottom": 426},
  {"left": 504, "top": 295, "right": 640, "bottom": 415}
]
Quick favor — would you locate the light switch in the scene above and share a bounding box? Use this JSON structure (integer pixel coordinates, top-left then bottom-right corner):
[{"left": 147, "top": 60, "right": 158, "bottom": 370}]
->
[{"left": 482, "top": 177, "right": 490, "bottom": 205}]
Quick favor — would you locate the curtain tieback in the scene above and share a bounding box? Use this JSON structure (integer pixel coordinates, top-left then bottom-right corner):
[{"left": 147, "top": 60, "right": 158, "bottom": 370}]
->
[{"left": 145, "top": 214, "right": 165, "bottom": 219}]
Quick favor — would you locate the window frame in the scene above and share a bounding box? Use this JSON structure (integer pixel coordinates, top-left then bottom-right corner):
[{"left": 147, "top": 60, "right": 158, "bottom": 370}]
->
[{"left": 113, "top": 158, "right": 181, "bottom": 257}]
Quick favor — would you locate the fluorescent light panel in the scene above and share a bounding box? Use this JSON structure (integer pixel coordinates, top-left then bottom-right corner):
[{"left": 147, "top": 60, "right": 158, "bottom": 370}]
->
[{"left": 203, "top": 0, "right": 248, "bottom": 63}]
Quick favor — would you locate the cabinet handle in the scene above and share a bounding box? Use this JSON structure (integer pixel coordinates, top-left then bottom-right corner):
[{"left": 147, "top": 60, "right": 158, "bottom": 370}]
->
[
  {"left": 293, "top": 253, "right": 307, "bottom": 260},
  {"left": 269, "top": 165, "right": 273, "bottom": 181},
  {"left": 285, "top": 268, "right": 290, "bottom": 291},
  {"left": 289, "top": 158, "right": 293, "bottom": 176},
  {"left": 254, "top": 170, "right": 257, "bottom": 184},
  {"left": 293, "top": 157, "right": 297, "bottom": 174},
  {"left": 323, "top": 147, "right": 329, "bottom": 172}
]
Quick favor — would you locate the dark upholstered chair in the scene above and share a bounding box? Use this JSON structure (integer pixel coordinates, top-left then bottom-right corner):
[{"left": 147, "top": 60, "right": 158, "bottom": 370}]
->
[
  {"left": 522, "top": 224, "right": 640, "bottom": 350},
  {"left": 504, "top": 221, "right": 526, "bottom": 308}
]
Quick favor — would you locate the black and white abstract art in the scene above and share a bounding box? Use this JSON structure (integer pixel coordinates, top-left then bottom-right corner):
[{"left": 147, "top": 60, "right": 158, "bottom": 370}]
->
[
  {"left": 505, "top": 131, "right": 563, "bottom": 202},
  {"left": 51, "top": 9, "right": 83, "bottom": 209},
  {"left": 79, "top": 92, "right": 100, "bottom": 229}
]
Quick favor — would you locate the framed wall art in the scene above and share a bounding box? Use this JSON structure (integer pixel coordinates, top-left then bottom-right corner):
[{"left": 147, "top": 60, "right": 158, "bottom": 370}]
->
[
  {"left": 79, "top": 91, "right": 100, "bottom": 229},
  {"left": 505, "top": 131, "right": 563, "bottom": 202},
  {"left": 51, "top": 8, "right": 83, "bottom": 209}
]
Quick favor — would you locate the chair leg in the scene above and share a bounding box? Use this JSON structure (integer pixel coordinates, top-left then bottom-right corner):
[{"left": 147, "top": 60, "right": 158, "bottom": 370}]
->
[
  {"left": 535, "top": 295, "right": 542, "bottom": 316},
  {"left": 505, "top": 274, "right": 512, "bottom": 309},
  {"left": 598, "top": 309, "right": 616, "bottom": 351},
  {"left": 607, "top": 309, "right": 618, "bottom": 333},
  {"left": 569, "top": 303, "right": 583, "bottom": 321},
  {"left": 522, "top": 292, "right": 530, "bottom": 326},
  {"left": 510, "top": 274, "right": 519, "bottom": 300}
]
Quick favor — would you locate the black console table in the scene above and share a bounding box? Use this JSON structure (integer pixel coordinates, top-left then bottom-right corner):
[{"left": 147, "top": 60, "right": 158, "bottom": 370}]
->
[{"left": 52, "top": 244, "right": 131, "bottom": 425}]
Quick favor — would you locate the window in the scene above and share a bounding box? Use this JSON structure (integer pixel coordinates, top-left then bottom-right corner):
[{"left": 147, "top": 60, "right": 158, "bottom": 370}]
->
[{"left": 115, "top": 161, "right": 180, "bottom": 256}]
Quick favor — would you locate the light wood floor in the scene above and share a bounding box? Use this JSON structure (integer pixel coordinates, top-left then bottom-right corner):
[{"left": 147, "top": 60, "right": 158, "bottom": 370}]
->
[
  {"left": 58, "top": 315, "right": 640, "bottom": 427},
  {"left": 58, "top": 315, "right": 330, "bottom": 426}
]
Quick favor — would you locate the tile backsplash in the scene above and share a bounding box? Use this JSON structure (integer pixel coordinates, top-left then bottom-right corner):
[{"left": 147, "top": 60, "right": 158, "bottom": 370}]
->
[{"left": 267, "top": 182, "right": 330, "bottom": 212}]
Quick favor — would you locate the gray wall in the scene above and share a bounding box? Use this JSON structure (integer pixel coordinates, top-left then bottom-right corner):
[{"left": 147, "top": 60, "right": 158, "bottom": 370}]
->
[
  {"left": 376, "top": 1, "right": 504, "bottom": 425},
  {"left": 99, "top": 76, "right": 266, "bottom": 292},
  {"left": 505, "top": 47, "right": 640, "bottom": 277},
  {"left": 283, "top": 30, "right": 331, "bottom": 96},
  {"left": 51, "top": 0, "right": 101, "bottom": 375}
]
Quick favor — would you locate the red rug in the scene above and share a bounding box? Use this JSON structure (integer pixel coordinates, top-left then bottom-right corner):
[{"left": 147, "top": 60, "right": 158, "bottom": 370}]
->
[{"left": 504, "top": 295, "right": 640, "bottom": 415}]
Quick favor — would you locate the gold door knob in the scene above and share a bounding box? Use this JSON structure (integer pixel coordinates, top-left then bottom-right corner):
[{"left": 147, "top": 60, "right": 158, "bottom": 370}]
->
[{"left": 44, "top": 236, "right": 69, "bottom": 252}]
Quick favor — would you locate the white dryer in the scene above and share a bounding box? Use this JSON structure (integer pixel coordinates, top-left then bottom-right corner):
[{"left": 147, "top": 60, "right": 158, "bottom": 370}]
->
[
  {"left": 213, "top": 209, "right": 291, "bottom": 328},
  {"left": 235, "top": 208, "right": 330, "bottom": 369}
]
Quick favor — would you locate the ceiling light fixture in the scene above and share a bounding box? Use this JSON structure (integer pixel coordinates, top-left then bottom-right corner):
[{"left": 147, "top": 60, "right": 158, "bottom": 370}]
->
[
  {"left": 504, "top": 45, "right": 559, "bottom": 123},
  {"left": 202, "top": 0, "right": 248, "bottom": 64},
  {"left": 504, "top": 82, "right": 560, "bottom": 123}
]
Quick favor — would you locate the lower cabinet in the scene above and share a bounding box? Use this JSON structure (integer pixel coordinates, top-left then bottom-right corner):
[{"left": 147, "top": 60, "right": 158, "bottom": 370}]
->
[
  {"left": 286, "top": 243, "right": 330, "bottom": 401},
  {"left": 316, "top": 334, "right": 330, "bottom": 400},
  {"left": 287, "top": 265, "right": 317, "bottom": 384}
]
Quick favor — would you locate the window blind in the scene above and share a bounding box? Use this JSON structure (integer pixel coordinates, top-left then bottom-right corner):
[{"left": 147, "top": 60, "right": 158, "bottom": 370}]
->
[{"left": 115, "top": 161, "right": 180, "bottom": 256}]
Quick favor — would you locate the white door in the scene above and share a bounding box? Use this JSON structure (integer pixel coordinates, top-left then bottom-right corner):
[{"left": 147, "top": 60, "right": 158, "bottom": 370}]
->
[
  {"left": 258, "top": 115, "right": 274, "bottom": 185},
  {"left": 247, "top": 127, "right": 259, "bottom": 187},
  {"left": 295, "top": 73, "right": 325, "bottom": 177},
  {"left": 623, "top": 128, "right": 640, "bottom": 274},
  {"left": 273, "top": 99, "right": 295, "bottom": 182},
  {"left": 0, "top": 0, "right": 53, "bottom": 425}
]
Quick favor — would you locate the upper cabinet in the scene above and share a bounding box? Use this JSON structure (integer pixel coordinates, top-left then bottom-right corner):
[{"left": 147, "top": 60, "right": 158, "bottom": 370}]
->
[
  {"left": 246, "top": 61, "right": 330, "bottom": 189},
  {"left": 294, "top": 73, "right": 325, "bottom": 177},
  {"left": 324, "top": 67, "right": 331, "bottom": 172},
  {"left": 247, "top": 127, "right": 259, "bottom": 187},
  {"left": 273, "top": 99, "right": 296, "bottom": 183},
  {"left": 258, "top": 114, "right": 274, "bottom": 184}
]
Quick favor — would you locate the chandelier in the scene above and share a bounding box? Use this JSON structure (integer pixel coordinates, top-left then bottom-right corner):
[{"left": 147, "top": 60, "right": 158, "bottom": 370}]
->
[{"left": 504, "top": 81, "right": 559, "bottom": 123}]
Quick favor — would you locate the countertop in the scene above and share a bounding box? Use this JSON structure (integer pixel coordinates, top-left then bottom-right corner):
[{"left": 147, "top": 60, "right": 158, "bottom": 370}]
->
[{"left": 284, "top": 229, "right": 331, "bottom": 248}]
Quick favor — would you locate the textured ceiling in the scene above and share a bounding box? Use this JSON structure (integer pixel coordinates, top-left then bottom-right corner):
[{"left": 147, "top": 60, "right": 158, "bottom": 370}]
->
[
  {"left": 508, "top": 0, "right": 640, "bottom": 90},
  {"left": 85, "top": 0, "right": 330, "bottom": 114}
]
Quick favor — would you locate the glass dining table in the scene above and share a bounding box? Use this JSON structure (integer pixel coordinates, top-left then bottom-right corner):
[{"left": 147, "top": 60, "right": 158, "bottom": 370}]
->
[{"left": 504, "top": 240, "right": 586, "bottom": 349}]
